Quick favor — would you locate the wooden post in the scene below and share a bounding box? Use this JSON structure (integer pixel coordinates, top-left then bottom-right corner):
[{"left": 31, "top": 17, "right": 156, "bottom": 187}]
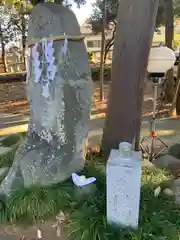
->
[
  {"left": 101, "top": 0, "right": 159, "bottom": 155},
  {"left": 165, "top": 0, "right": 174, "bottom": 103}
]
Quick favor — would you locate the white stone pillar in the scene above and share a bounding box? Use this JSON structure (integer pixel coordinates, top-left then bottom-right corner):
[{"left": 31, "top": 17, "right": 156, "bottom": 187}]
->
[{"left": 107, "top": 142, "right": 142, "bottom": 229}]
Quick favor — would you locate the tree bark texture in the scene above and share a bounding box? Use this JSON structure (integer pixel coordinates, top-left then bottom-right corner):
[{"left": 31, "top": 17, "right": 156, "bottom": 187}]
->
[
  {"left": 165, "top": 0, "right": 174, "bottom": 103},
  {"left": 165, "top": 0, "right": 174, "bottom": 48},
  {"left": 170, "top": 51, "right": 180, "bottom": 116},
  {"left": 176, "top": 80, "right": 180, "bottom": 115},
  {"left": 101, "top": 0, "right": 159, "bottom": 155}
]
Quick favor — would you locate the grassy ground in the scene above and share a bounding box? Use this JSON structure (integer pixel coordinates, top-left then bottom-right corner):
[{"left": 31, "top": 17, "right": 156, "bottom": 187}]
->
[
  {"left": 0, "top": 134, "right": 180, "bottom": 239},
  {"left": 0, "top": 133, "right": 26, "bottom": 147}
]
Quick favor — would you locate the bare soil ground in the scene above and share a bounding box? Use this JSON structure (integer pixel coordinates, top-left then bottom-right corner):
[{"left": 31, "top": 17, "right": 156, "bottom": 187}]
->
[
  {"left": 0, "top": 80, "right": 171, "bottom": 119},
  {"left": 0, "top": 218, "right": 68, "bottom": 240}
]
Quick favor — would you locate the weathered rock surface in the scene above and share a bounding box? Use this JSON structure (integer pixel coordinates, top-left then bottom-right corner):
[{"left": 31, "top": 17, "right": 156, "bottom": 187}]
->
[
  {"left": 169, "top": 143, "right": 180, "bottom": 159},
  {"left": 0, "top": 3, "right": 92, "bottom": 197},
  {"left": 154, "top": 154, "right": 180, "bottom": 169}
]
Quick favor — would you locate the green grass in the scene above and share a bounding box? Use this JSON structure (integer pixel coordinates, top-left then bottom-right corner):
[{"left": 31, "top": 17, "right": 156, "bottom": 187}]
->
[
  {"left": 68, "top": 166, "right": 180, "bottom": 240},
  {"left": 0, "top": 145, "right": 19, "bottom": 168},
  {"left": 0, "top": 146, "right": 179, "bottom": 239},
  {"left": 0, "top": 132, "right": 26, "bottom": 147},
  {"left": 0, "top": 132, "right": 26, "bottom": 169}
]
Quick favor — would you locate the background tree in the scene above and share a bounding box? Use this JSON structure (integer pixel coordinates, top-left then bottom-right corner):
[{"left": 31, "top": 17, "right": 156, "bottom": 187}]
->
[
  {"left": 176, "top": 77, "right": 180, "bottom": 113},
  {"left": 88, "top": 0, "right": 117, "bottom": 101},
  {"left": 0, "top": 4, "right": 8, "bottom": 73},
  {"left": 0, "top": 21, "right": 6, "bottom": 72},
  {"left": 0, "top": 3, "right": 18, "bottom": 72},
  {"left": 89, "top": 0, "right": 180, "bottom": 63},
  {"left": 89, "top": 0, "right": 117, "bottom": 63},
  {"left": 7, "top": 2, "right": 30, "bottom": 67},
  {"left": 27, "top": 0, "right": 85, "bottom": 6},
  {"left": 2, "top": 0, "right": 86, "bottom": 71}
]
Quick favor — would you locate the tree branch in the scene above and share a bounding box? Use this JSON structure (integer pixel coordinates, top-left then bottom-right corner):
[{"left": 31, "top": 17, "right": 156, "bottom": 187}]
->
[
  {"left": 9, "top": 18, "right": 23, "bottom": 32},
  {"left": 104, "top": 24, "right": 116, "bottom": 63}
]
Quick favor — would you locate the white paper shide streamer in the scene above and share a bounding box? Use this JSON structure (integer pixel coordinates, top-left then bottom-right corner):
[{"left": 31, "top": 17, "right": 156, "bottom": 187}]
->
[
  {"left": 46, "top": 40, "right": 56, "bottom": 81},
  {"left": 26, "top": 55, "right": 30, "bottom": 84},
  {"left": 41, "top": 39, "right": 57, "bottom": 98},
  {"left": 32, "top": 36, "right": 69, "bottom": 99},
  {"left": 61, "top": 34, "right": 68, "bottom": 56},
  {"left": 25, "top": 48, "right": 31, "bottom": 84},
  {"left": 32, "top": 43, "right": 41, "bottom": 84}
]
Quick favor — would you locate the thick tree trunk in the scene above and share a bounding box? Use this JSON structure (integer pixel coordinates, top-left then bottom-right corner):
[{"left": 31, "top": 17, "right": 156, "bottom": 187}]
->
[
  {"left": 0, "top": 22, "right": 7, "bottom": 73},
  {"left": 176, "top": 88, "right": 180, "bottom": 114},
  {"left": 176, "top": 63, "right": 180, "bottom": 114},
  {"left": 99, "top": 20, "right": 105, "bottom": 101},
  {"left": 165, "top": 0, "right": 174, "bottom": 102},
  {"left": 101, "top": 0, "right": 159, "bottom": 155},
  {"left": 169, "top": 51, "right": 180, "bottom": 116}
]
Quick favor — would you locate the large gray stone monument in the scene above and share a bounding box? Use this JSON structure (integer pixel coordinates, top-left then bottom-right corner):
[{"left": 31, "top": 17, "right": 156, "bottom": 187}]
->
[
  {"left": 107, "top": 142, "right": 141, "bottom": 229},
  {"left": 0, "top": 2, "right": 93, "bottom": 197}
]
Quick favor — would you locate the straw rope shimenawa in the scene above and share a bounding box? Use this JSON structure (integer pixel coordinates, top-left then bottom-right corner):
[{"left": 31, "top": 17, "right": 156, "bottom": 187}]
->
[{"left": 27, "top": 34, "right": 85, "bottom": 48}]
